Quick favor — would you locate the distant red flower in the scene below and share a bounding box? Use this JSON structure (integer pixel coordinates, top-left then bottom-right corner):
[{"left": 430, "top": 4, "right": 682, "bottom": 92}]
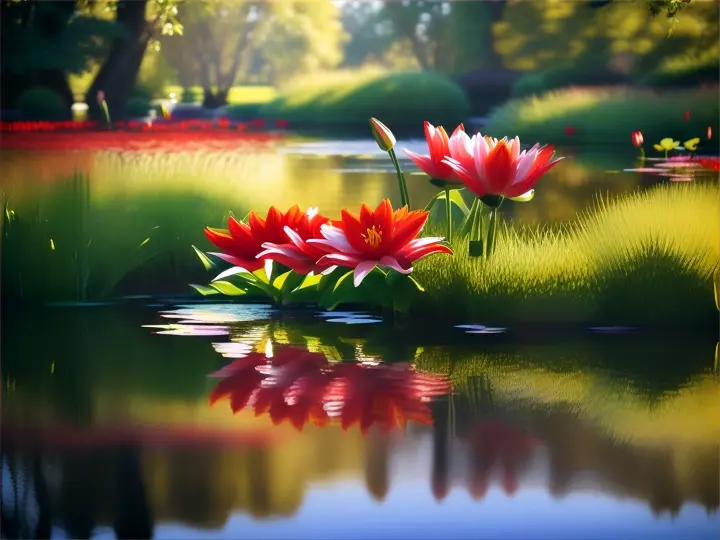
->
[
  {"left": 217, "top": 117, "right": 230, "bottom": 128},
  {"left": 684, "top": 110, "right": 691, "bottom": 121},
  {"left": 707, "top": 126, "right": 713, "bottom": 140},
  {"left": 697, "top": 157, "right": 720, "bottom": 171},
  {"left": 631, "top": 130, "right": 644, "bottom": 148},
  {"left": 275, "top": 119, "right": 289, "bottom": 129},
  {"left": 564, "top": 126, "right": 576, "bottom": 136}
]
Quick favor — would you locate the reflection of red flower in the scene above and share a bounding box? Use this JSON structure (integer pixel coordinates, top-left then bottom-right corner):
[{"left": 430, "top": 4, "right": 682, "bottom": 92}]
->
[
  {"left": 464, "top": 420, "right": 541, "bottom": 499},
  {"left": 209, "top": 346, "right": 451, "bottom": 432}
]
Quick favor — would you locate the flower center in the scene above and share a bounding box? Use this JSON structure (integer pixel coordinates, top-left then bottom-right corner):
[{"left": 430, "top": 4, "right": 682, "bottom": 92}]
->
[{"left": 362, "top": 226, "right": 383, "bottom": 248}]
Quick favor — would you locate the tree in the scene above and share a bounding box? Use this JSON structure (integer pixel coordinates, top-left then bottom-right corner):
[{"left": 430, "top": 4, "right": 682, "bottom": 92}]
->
[
  {"left": 0, "top": 0, "right": 116, "bottom": 108},
  {"left": 85, "top": 0, "right": 183, "bottom": 120},
  {"left": 492, "top": 0, "right": 718, "bottom": 76},
  {"left": 161, "top": 0, "right": 346, "bottom": 107}
]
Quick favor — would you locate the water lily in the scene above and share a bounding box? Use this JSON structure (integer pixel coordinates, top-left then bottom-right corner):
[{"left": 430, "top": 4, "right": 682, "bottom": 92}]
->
[
  {"left": 204, "top": 205, "right": 326, "bottom": 272},
  {"left": 631, "top": 130, "right": 645, "bottom": 159},
  {"left": 403, "top": 121, "right": 468, "bottom": 187},
  {"left": 652, "top": 138, "right": 680, "bottom": 158},
  {"left": 308, "top": 198, "right": 452, "bottom": 287},
  {"left": 707, "top": 126, "right": 713, "bottom": 140},
  {"left": 683, "top": 137, "right": 700, "bottom": 152}
]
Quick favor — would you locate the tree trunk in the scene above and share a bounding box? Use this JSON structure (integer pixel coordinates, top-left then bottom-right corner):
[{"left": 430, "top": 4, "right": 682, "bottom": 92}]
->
[
  {"left": 202, "top": 88, "right": 229, "bottom": 109},
  {"left": 87, "top": 0, "right": 152, "bottom": 121}
]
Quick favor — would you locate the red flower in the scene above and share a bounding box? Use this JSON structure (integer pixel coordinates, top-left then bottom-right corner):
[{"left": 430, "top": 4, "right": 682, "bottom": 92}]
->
[
  {"left": 697, "top": 157, "right": 720, "bottom": 171},
  {"left": 443, "top": 136, "right": 564, "bottom": 201},
  {"left": 308, "top": 199, "right": 453, "bottom": 287},
  {"left": 275, "top": 119, "right": 289, "bottom": 129},
  {"left": 204, "top": 205, "right": 329, "bottom": 272},
  {"left": 564, "top": 126, "right": 576, "bottom": 136},
  {"left": 684, "top": 110, "right": 691, "bottom": 121},
  {"left": 631, "top": 130, "right": 644, "bottom": 148},
  {"left": 403, "top": 121, "right": 467, "bottom": 182},
  {"left": 707, "top": 126, "right": 713, "bottom": 140}
]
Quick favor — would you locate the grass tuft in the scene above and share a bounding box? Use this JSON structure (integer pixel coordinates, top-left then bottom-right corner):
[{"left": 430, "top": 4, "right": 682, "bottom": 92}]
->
[{"left": 412, "top": 182, "right": 719, "bottom": 328}]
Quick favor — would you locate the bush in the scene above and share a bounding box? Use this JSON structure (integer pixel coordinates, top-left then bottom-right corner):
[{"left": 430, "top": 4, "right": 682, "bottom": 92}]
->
[
  {"left": 511, "top": 64, "right": 629, "bottom": 98},
  {"left": 17, "top": 87, "right": 71, "bottom": 121},
  {"left": 411, "top": 183, "right": 719, "bottom": 329},
  {"left": 253, "top": 70, "right": 470, "bottom": 131},
  {"left": 181, "top": 87, "right": 203, "bottom": 104},
  {"left": 125, "top": 97, "right": 151, "bottom": 118},
  {"left": 638, "top": 63, "right": 720, "bottom": 89},
  {"left": 486, "top": 87, "right": 720, "bottom": 145}
]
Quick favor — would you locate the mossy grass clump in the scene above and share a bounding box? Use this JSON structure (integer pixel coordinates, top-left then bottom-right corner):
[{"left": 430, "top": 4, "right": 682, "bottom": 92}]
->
[{"left": 412, "top": 182, "right": 719, "bottom": 329}]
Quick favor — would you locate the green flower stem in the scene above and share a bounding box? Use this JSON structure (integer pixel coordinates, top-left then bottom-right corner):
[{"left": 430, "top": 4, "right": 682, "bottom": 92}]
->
[
  {"left": 444, "top": 188, "right": 452, "bottom": 244},
  {"left": 639, "top": 147, "right": 645, "bottom": 160},
  {"left": 485, "top": 208, "right": 498, "bottom": 258},
  {"left": 388, "top": 148, "right": 410, "bottom": 208},
  {"left": 100, "top": 100, "right": 111, "bottom": 128},
  {"left": 471, "top": 200, "right": 483, "bottom": 242}
]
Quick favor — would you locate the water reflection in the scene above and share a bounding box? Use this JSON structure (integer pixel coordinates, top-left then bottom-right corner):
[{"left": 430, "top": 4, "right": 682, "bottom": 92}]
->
[{"left": 1, "top": 303, "right": 718, "bottom": 538}]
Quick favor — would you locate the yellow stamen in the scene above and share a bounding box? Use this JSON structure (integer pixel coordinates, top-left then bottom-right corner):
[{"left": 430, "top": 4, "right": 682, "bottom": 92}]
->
[{"left": 363, "top": 226, "right": 382, "bottom": 248}]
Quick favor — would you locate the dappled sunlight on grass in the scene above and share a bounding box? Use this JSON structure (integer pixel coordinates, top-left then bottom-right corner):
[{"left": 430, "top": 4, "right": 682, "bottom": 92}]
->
[{"left": 414, "top": 183, "right": 719, "bottom": 326}]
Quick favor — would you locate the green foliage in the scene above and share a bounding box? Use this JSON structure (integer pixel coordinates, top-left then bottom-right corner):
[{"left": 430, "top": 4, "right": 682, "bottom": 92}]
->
[
  {"left": 124, "top": 97, "right": 151, "bottom": 118},
  {"left": 638, "top": 60, "right": 720, "bottom": 88},
  {"left": 511, "top": 61, "right": 628, "bottom": 98},
  {"left": 412, "top": 183, "right": 719, "bottom": 328},
  {"left": 180, "top": 87, "right": 203, "bottom": 103},
  {"left": 256, "top": 70, "right": 470, "bottom": 130},
  {"left": 17, "top": 87, "right": 71, "bottom": 121},
  {"left": 487, "top": 87, "right": 720, "bottom": 145}
]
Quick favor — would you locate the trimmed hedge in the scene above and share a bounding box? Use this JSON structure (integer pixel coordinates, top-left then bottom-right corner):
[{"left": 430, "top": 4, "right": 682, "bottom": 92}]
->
[
  {"left": 17, "top": 87, "right": 71, "bottom": 121},
  {"left": 242, "top": 71, "right": 470, "bottom": 131},
  {"left": 486, "top": 87, "right": 720, "bottom": 146}
]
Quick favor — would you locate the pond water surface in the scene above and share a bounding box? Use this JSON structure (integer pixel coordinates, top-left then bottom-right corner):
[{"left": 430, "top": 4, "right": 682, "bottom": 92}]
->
[
  {"left": 2, "top": 301, "right": 718, "bottom": 539},
  {"left": 1, "top": 133, "right": 718, "bottom": 539}
]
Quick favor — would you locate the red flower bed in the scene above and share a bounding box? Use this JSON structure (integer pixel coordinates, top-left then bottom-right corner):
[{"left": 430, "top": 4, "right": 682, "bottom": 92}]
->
[{"left": 0, "top": 129, "right": 285, "bottom": 152}]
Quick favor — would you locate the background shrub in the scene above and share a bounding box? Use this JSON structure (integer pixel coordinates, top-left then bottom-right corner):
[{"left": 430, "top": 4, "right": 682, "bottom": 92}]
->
[
  {"left": 124, "top": 97, "right": 151, "bottom": 118},
  {"left": 17, "top": 87, "right": 71, "bottom": 121},
  {"left": 486, "top": 87, "right": 720, "bottom": 146},
  {"left": 511, "top": 63, "right": 629, "bottom": 98},
  {"left": 254, "top": 70, "right": 470, "bottom": 132}
]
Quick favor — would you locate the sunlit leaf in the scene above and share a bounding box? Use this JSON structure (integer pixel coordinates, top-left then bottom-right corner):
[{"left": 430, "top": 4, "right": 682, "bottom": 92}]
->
[
  {"left": 409, "top": 275, "right": 425, "bottom": 292},
  {"left": 138, "top": 237, "right": 151, "bottom": 247},
  {"left": 272, "top": 270, "right": 306, "bottom": 296},
  {"left": 211, "top": 281, "right": 248, "bottom": 296},
  {"left": 189, "top": 283, "right": 220, "bottom": 296},
  {"left": 297, "top": 272, "right": 323, "bottom": 290},
  {"left": 434, "top": 189, "right": 470, "bottom": 215},
  {"left": 49, "top": 238, "right": 55, "bottom": 250},
  {"left": 192, "top": 245, "right": 216, "bottom": 271},
  {"left": 212, "top": 266, "right": 251, "bottom": 282}
]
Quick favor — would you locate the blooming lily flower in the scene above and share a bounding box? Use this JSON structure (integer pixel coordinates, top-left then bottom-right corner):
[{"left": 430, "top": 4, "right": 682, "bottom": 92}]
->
[
  {"left": 307, "top": 199, "right": 452, "bottom": 287},
  {"left": 403, "top": 121, "right": 468, "bottom": 185},
  {"left": 204, "top": 205, "right": 327, "bottom": 272},
  {"left": 683, "top": 137, "right": 700, "bottom": 152},
  {"left": 653, "top": 138, "right": 680, "bottom": 153},
  {"left": 441, "top": 135, "right": 563, "bottom": 204}
]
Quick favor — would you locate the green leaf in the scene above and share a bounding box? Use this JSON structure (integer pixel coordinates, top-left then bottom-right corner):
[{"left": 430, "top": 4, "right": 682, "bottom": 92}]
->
[
  {"left": 408, "top": 275, "right": 425, "bottom": 292},
  {"left": 317, "top": 268, "right": 343, "bottom": 297},
  {"left": 437, "top": 190, "right": 470, "bottom": 215},
  {"left": 189, "top": 283, "right": 220, "bottom": 296},
  {"left": 192, "top": 245, "right": 216, "bottom": 271},
  {"left": 509, "top": 190, "right": 535, "bottom": 202},
  {"left": 211, "top": 281, "right": 248, "bottom": 296},
  {"left": 297, "top": 272, "right": 323, "bottom": 291},
  {"left": 138, "top": 237, "right": 151, "bottom": 248},
  {"left": 319, "top": 268, "right": 390, "bottom": 311},
  {"left": 385, "top": 271, "right": 425, "bottom": 314},
  {"left": 273, "top": 270, "right": 307, "bottom": 301},
  {"left": 423, "top": 191, "right": 442, "bottom": 212}
]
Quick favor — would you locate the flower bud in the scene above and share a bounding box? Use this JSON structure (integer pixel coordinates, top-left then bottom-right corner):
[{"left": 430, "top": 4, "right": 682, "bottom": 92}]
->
[{"left": 369, "top": 117, "right": 396, "bottom": 152}]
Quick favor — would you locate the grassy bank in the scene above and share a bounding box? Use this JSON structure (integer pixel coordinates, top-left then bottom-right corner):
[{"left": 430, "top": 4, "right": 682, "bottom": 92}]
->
[
  {"left": 486, "top": 87, "right": 720, "bottom": 147},
  {"left": 163, "top": 85, "right": 278, "bottom": 106},
  {"left": 412, "top": 183, "right": 719, "bottom": 329},
  {"left": 238, "top": 69, "right": 470, "bottom": 131}
]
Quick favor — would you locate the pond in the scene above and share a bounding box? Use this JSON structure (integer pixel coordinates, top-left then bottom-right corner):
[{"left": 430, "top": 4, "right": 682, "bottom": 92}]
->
[
  {"left": 2, "top": 301, "right": 718, "bottom": 539},
  {"left": 1, "top": 132, "right": 718, "bottom": 538}
]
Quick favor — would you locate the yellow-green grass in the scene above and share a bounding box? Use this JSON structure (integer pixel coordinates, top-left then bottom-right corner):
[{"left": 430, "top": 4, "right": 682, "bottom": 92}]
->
[
  {"left": 247, "top": 69, "right": 470, "bottom": 131},
  {"left": 412, "top": 182, "right": 719, "bottom": 329},
  {"left": 486, "top": 87, "right": 720, "bottom": 147},
  {"left": 163, "top": 85, "right": 278, "bottom": 105}
]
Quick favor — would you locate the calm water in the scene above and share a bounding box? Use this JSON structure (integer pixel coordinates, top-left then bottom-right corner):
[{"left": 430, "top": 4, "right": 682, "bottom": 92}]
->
[
  {"left": 2, "top": 301, "right": 719, "bottom": 539},
  {"left": 2, "top": 134, "right": 718, "bottom": 538}
]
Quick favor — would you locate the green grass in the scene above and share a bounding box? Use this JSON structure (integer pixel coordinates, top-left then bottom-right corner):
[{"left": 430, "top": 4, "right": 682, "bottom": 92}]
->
[
  {"left": 162, "top": 85, "right": 278, "bottom": 106},
  {"left": 486, "top": 87, "right": 720, "bottom": 147},
  {"left": 412, "top": 182, "right": 719, "bottom": 328},
  {"left": 241, "top": 69, "right": 470, "bottom": 131}
]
